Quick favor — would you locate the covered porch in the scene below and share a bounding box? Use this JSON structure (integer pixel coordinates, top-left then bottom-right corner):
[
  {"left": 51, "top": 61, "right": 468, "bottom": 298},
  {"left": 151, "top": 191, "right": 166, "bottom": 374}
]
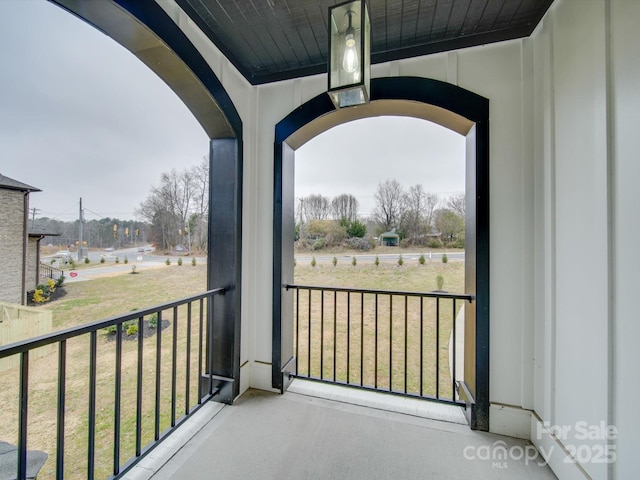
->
[
  {"left": 1, "top": 0, "right": 637, "bottom": 479},
  {"left": 132, "top": 382, "right": 555, "bottom": 480}
]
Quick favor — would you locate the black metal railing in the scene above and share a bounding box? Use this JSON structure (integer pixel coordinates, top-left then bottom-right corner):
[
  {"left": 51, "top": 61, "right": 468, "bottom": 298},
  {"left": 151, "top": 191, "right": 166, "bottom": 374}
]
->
[
  {"left": 287, "top": 284, "right": 473, "bottom": 405},
  {"left": 0, "top": 288, "right": 225, "bottom": 480},
  {"left": 40, "top": 263, "right": 64, "bottom": 281}
]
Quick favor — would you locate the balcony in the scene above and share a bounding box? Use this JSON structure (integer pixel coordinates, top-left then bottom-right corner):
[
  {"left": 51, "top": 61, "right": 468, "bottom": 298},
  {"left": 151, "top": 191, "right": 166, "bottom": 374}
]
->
[
  {"left": 0, "top": 284, "right": 556, "bottom": 479},
  {"left": 132, "top": 382, "right": 556, "bottom": 480}
]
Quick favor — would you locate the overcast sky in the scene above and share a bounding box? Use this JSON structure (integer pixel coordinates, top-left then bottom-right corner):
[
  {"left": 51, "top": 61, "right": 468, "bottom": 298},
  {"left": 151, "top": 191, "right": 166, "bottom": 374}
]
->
[
  {"left": 1, "top": 0, "right": 464, "bottom": 223},
  {"left": 295, "top": 117, "right": 464, "bottom": 216}
]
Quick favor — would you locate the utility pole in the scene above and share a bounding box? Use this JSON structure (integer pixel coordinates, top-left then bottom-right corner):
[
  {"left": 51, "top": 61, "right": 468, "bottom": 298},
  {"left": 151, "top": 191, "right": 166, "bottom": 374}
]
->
[
  {"left": 30, "top": 207, "right": 40, "bottom": 228},
  {"left": 78, "top": 198, "right": 84, "bottom": 262}
]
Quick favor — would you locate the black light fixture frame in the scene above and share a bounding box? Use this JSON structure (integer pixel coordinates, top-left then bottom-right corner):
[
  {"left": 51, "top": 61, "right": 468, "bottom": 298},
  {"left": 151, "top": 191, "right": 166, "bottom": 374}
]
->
[{"left": 327, "top": 0, "right": 370, "bottom": 108}]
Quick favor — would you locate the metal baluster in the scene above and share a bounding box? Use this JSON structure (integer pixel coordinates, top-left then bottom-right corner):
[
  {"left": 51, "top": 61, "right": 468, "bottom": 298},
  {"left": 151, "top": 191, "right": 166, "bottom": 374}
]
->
[
  {"left": 389, "top": 295, "right": 393, "bottom": 392},
  {"left": 18, "top": 351, "right": 29, "bottom": 480},
  {"left": 185, "top": 302, "right": 192, "bottom": 415},
  {"left": 171, "top": 306, "right": 178, "bottom": 426},
  {"left": 136, "top": 316, "right": 144, "bottom": 456},
  {"left": 295, "top": 289, "right": 299, "bottom": 376},
  {"left": 87, "top": 332, "right": 97, "bottom": 480},
  {"left": 419, "top": 297, "right": 424, "bottom": 397},
  {"left": 333, "top": 290, "right": 337, "bottom": 382},
  {"left": 452, "top": 299, "right": 457, "bottom": 401},
  {"left": 113, "top": 323, "right": 123, "bottom": 474},
  {"left": 155, "top": 311, "right": 162, "bottom": 440},
  {"left": 375, "top": 294, "right": 378, "bottom": 389},
  {"left": 404, "top": 295, "right": 408, "bottom": 394},
  {"left": 198, "top": 300, "right": 204, "bottom": 402},
  {"left": 320, "top": 291, "right": 324, "bottom": 380},
  {"left": 347, "top": 292, "right": 351, "bottom": 384},
  {"left": 308, "top": 289, "right": 312, "bottom": 377},
  {"left": 360, "top": 292, "right": 364, "bottom": 386},
  {"left": 436, "top": 298, "right": 440, "bottom": 400},
  {"left": 56, "top": 341, "right": 66, "bottom": 480}
]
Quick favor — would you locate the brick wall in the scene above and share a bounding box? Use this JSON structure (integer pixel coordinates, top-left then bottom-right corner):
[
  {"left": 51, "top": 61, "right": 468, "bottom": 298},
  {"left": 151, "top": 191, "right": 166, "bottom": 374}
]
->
[{"left": 0, "top": 189, "right": 26, "bottom": 304}]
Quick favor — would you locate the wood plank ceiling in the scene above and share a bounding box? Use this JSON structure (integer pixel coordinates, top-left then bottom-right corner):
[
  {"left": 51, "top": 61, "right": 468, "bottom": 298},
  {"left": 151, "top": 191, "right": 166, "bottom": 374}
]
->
[{"left": 176, "top": 0, "right": 553, "bottom": 85}]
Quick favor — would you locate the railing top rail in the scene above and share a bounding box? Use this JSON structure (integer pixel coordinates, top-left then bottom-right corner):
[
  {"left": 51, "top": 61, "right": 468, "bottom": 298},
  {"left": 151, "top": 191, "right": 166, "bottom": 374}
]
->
[
  {"left": 40, "top": 263, "right": 64, "bottom": 274},
  {"left": 0, "top": 287, "right": 226, "bottom": 359},
  {"left": 285, "top": 284, "right": 474, "bottom": 302}
]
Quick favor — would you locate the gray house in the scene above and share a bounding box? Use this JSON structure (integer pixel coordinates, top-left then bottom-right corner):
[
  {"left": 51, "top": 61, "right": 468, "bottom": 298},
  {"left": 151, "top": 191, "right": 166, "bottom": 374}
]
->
[{"left": 0, "top": 173, "right": 41, "bottom": 305}]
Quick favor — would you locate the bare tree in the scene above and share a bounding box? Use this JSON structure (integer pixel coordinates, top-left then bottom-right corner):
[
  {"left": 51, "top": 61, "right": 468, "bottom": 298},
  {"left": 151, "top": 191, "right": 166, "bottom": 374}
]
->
[
  {"left": 137, "top": 164, "right": 207, "bottom": 250},
  {"left": 447, "top": 193, "right": 465, "bottom": 218},
  {"left": 372, "top": 179, "right": 404, "bottom": 233},
  {"left": 299, "top": 194, "right": 330, "bottom": 222},
  {"left": 331, "top": 194, "right": 359, "bottom": 222},
  {"left": 400, "top": 185, "right": 438, "bottom": 244},
  {"left": 190, "top": 158, "right": 209, "bottom": 251}
]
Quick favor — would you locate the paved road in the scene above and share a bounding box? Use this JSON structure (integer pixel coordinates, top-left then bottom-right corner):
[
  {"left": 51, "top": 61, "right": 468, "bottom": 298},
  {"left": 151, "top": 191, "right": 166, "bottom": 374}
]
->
[
  {"left": 50, "top": 249, "right": 463, "bottom": 283},
  {"left": 44, "top": 245, "right": 206, "bottom": 283}
]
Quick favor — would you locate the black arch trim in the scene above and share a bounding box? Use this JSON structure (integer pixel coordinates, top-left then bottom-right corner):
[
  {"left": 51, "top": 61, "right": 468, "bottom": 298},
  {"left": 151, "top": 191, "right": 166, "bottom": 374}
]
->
[
  {"left": 274, "top": 76, "right": 489, "bottom": 430},
  {"left": 276, "top": 77, "right": 488, "bottom": 143},
  {"left": 113, "top": 0, "right": 242, "bottom": 139}
]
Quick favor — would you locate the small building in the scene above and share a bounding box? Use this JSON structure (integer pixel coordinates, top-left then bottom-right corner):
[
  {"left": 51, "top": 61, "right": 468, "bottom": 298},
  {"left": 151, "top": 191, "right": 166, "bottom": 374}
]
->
[
  {"left": 0, "top": 173, "right": 42, "bottom": 305},
  {"left": 379, "top": 229, "right": 400, "bottom": 247}
]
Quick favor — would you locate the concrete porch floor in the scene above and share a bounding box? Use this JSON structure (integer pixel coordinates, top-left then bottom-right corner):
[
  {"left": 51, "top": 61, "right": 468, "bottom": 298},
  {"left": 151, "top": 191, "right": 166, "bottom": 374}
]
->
[{"left": 130, "top": 381, "right": 557, "bottom": 480}]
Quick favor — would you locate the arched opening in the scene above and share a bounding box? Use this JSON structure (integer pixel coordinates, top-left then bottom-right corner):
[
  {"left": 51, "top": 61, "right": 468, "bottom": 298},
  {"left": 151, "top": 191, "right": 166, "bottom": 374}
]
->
[
  {"left": 46, "top": 1, "right": 244, "bottom": 400},
  {"left": 274, "top": 77, "right": 489, "bottom": 430}
]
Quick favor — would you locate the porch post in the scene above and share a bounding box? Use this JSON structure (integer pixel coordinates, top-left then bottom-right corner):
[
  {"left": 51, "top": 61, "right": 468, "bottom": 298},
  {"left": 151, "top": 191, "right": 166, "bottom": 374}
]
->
[{"left": 207, "top": 138, "right": 242, "bottom": 403}]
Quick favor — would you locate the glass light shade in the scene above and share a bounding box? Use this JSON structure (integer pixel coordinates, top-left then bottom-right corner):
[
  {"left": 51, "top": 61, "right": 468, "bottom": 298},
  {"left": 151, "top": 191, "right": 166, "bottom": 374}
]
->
[{"left": 328, "top": 0, "right": 370, "bottom": 108}]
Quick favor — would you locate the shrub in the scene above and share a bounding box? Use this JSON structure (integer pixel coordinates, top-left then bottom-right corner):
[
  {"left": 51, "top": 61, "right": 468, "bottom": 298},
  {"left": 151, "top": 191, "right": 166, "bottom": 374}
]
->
[
  {"left": 398, "top": 255, "right": 404, "bottom": 266},
  {"left": 124, "top": 256, "right": 128, "bottom": 264},
  {"left": 32, "top": 289, "right": 48, "bottom": 303},
  {"left": 84, "top": 257, "right": 90, "bottom": 264},
  {"left": 46, "top": 278, "right": 56, "bottom": 293},
  {"left": 177, "top": 257, "right": 183, "bottom": 266},
  {"left": 346, "top": 219, "right": 367, "bottom": 238},
  {"left": 332, "top": 256, "right": 337, "bottom": 267},
  {"left": 165, "top": 258, "right": 171, "bottom": 265},
  {"left": 55, "top": 275, "right": 65, "bottom": 287},
  {"left": 312, "top": 237, "right": 326, "bottom": 250},
  {"left": 125, "top": 323, "right": 139, "bottom": 336},
  {"left": 351, "top": 256, "right": 357, "bottom": 266},
  {"left": 100, "top": 257, "right": 105, "bottom": 264},
  {"left": 305, "top": 220, "right": 347, "bottom": 246},
  {"left": 191, "top": 257, "right": 197, "bottom": 266},
  {"left": 115, "top": 257, "right": 120, "bottom": 264},
  {"left": 36, "top": 283, "right": 50, "bottom": 297},
  {"left": 346, "top": 237, "right": 373, "bottom": 251},
  {"left": 311, "top": 256, "right": 316, "bottom": 267},
  {"left": 293, "top": 258, "right": 297, "bottom": 267},
  {"left": 427, "top": 238, "right": 442, "bottom": 248},
  {"left": 148, "top": 313, "right": 158, "bottom": 329},
  {"left": 436, "top": 275, "right": 445, "bottom": 291},
  {"left": 105, "top": 318, "right": 138, "bottom": 336},
  {"left": 131, "top": 265, "right": 137, "bottom": 274},
  {"left": 104, "top": 324, "right": 118, "bottom": 335},
  {"left": 419, "top": 254, "right": 426, "bottom": 265},
  {"left": 442, "top": 253, "right": 448, "bottom": 264},
  {"left": 374, "top": 256, "right": 380, "bottom": 267},
  {"left": 68, "top": 258, "right": 75, "bottom": 268}
]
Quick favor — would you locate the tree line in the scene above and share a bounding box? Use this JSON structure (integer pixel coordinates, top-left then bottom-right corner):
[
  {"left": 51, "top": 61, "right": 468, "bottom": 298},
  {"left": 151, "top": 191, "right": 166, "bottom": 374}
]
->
[
  {"left": 37, "top": 166, "right": 464, "bottom": 253},
  {"left": 35, "top": 217, "right": 148, "bottom": 249},
  {"left": 297, "top": 179, "right": 465, "bottom": 249}
]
